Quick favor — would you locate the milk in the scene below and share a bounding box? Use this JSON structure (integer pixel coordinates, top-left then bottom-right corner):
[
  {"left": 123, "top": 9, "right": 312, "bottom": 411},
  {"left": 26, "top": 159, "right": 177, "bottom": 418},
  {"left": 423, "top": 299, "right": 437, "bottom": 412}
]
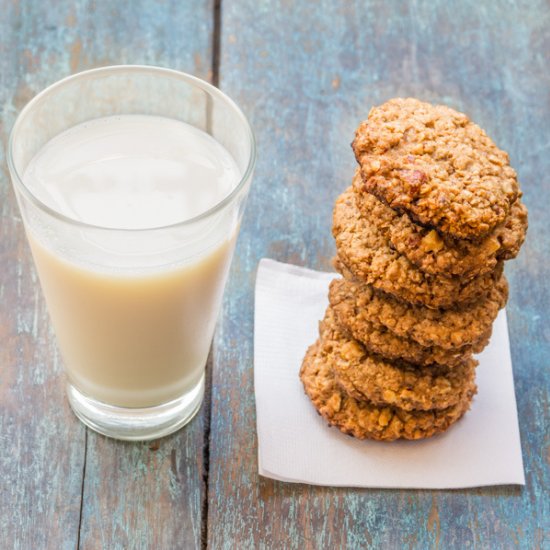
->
[
  {"left": 24, "top": 115, "right": 240, "bottom": 229},
  {"left": 23, "top": 115, "right": 241, "bottom": 408}
]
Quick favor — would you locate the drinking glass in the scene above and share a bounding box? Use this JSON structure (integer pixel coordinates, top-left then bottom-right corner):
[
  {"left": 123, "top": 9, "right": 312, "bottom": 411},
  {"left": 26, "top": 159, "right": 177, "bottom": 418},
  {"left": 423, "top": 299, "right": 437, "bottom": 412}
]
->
[{"left": 8, "top": 66, "right": 255, "bottom": 440}]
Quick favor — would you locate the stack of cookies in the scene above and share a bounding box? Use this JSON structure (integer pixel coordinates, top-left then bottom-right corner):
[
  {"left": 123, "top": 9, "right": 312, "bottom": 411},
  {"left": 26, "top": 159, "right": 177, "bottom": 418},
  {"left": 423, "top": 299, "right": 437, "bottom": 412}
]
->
[{"left": 300, "top": 98, "right": 528, "bottom": 441}]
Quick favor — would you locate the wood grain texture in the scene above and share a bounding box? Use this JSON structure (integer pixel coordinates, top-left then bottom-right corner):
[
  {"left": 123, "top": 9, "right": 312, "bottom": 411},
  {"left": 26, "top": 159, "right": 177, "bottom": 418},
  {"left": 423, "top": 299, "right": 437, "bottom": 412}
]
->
[
  {"left": 0, "top": 3, "right": 86, "bottom": 549},
  {"left": 0, "top": 1, "right": 214, "bottom": 549},
  {"left": 71, "top": 2, "right": 215, "bottom": 549},
  {"left": 2, "top": 1, "right": 549, "bottom": 548},
  {"left": 209, "top": 1, "right": 550, "bottom": 548}
]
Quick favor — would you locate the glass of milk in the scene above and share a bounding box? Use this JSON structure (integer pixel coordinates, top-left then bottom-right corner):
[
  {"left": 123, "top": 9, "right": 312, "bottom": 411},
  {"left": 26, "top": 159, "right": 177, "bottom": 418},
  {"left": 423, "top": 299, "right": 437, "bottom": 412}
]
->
[{"left": 8, "top": 66, "right": 255, "bottom": 440}]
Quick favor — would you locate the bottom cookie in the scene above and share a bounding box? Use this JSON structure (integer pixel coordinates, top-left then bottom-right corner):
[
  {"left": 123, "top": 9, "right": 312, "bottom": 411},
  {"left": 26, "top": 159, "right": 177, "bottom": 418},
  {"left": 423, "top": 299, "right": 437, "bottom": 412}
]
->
[{"left": 300, "top": 341, "right": 475, "bottom": 441}]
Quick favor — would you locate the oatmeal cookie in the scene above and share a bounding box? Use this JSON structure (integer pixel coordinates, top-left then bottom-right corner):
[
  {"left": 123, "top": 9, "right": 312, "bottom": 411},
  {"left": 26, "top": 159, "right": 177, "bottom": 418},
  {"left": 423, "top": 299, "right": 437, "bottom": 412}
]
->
[
  {"left": 353, "top": 170, "right": 528, "bottom": 278},
  {"left": 332, "top": 187, "right": 503, "bottom": 308},
  {"left": 329, "top": 277, "right": 507, "bottom": 350},
  {"left": 352, "top": 98, "right": 519, "bottom": 239},
  {"left": 319, "top": 308, "right": 477, "bottom": 411},
  {"left": 300, "top": 341, "right": 475, "bottom": 441},
  {"left": 327, "top": 286, "right": 490, "bottom": 366}
]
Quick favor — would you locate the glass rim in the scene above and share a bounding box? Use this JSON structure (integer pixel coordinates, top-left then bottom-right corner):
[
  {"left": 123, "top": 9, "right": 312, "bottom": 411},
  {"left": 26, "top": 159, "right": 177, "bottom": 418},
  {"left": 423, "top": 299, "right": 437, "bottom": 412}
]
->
[{"left": 7, "top": 64, "right": 256, "bottom": 232}]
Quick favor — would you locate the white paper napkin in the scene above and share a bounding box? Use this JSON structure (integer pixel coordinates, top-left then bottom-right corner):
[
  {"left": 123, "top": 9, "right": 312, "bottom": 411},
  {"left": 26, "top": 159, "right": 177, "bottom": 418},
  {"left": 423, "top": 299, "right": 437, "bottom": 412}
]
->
[{"left": 254, "top": 258, "right": 525, "bottom": 488}]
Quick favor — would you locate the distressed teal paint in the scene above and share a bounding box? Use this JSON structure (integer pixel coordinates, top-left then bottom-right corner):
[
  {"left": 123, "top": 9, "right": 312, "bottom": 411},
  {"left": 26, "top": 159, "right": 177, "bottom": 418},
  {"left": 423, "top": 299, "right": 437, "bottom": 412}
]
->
[
  {"left": 0, "top": 1, "right": 85, "bottom": 549},
  {"left": 209, "top": 1, "right": 550, "bottom": 549},
  {"left": 1, "top": 0, "right": 549, "bottom": 548},
  {"left": 0, "top": 1, "right": 213, "bottom": 549},
  {"left": 71, "top": 2, "right": 214, "bottom": 549}
]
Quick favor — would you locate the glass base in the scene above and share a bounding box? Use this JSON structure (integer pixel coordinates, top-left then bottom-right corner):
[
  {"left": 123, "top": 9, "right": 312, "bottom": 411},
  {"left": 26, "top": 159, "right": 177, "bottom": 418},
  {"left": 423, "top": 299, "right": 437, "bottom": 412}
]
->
[{"left": 67, "top": 374, "right": 205, "bottom": 441}]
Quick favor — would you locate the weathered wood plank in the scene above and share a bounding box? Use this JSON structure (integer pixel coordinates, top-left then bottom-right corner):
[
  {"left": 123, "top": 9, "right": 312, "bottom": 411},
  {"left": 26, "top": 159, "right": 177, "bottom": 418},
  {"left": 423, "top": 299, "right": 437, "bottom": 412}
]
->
[
  {"left": 0, "top": 1, "right": 214, "bottom": 549},
  {"left": 209, "top": 1, "right": 550, "bottom": 548},
  {"left": 66, "top": 2, "right": 215, "bottom": 550},
  {"left": 0, "top": 3, "right": 86, "bottom": 549}
]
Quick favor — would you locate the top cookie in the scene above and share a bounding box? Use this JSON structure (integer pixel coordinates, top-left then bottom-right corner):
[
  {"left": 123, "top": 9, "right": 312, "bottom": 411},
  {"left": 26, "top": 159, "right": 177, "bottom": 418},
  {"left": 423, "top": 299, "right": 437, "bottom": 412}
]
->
[{"left": 352, "top": 98, "right": 519, "bottom": 239}]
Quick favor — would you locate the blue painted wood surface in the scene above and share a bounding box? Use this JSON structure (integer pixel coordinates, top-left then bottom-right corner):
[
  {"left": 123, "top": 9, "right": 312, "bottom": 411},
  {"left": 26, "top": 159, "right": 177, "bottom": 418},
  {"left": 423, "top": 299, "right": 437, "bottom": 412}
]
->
[
  {"left": 209, "top": 1, "right": 549, "bottom": 548},
  {"left": 0, "top": 3, "right": 87, "bottom": 549},
  {"left": 0, "top": 1, "right": 213, "bottom": 549},
  {"left": 0, "top": 1, "right": 548, "bottom": 549}
]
